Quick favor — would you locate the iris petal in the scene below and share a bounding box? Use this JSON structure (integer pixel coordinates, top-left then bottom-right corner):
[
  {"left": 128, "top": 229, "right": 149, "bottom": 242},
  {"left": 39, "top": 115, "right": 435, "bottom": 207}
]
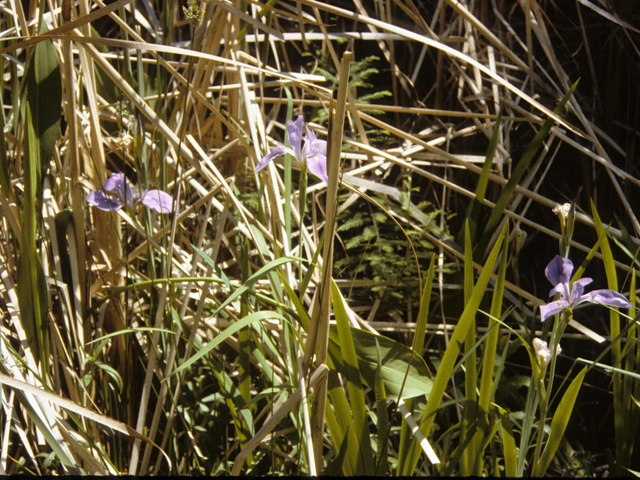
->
[
  {"left": 539, "top": 255, "right": 632, "bottom": 321},
  {"left": 582, "top": 289, "right": 633, "bottom": 309},
  {"left": 86, "top": 190, "right": 124, "bottom": 211},
  {"left": 256, "top": 144, "right": 286, "bottom": 172},
  {"left": 141, "top": 189, "right": 175, "bottom": 213},
  {"left": 306, "top": 151, "right": 328, "bottom": 185},
  {"left": 255, "top": 116, "right": 327, "bottom": 185},
  {"left": 287, "top": 116, "right": 304, "bottom": 160},
  {"left": 569, "top": 278, "right": 593, "bottom": 307},
  {"left": 540, "top": 300, "right": 567, "bottom": 322},
  {"left": 545, "top": 255, "right": 573, "bottom": 285},
  {"left": 103, "top": 172, "right": 136, "bottom": 206}
]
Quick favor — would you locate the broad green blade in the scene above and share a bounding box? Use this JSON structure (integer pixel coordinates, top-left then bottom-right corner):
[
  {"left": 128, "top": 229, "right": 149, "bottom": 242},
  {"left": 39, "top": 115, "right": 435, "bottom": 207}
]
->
[
  {"left": 413, "top": 255, "right": 437, "bottom": 355},
  {"left": 331, "top": 280, "right": 373, "bottom": 475},
  {"left": 461, "top": 221, "right": 479, "bottom": 475},
  {"left": 479, "top": 227, "right": 508, "bottom": 412},
  {"left": 20, "top": 19, "right": 61, "bottom": 178},
  {"left": 533, "top": 367, "right": 587, "bottom": 477},
  {"left": 399, "top": 223, "right": 507, "bottom": 476},
  {"left": 591, "top": 201, "right": 628, "bottom": 471},
  {"left": 327, "top": 326, "right": 433, "bottom": 400},
  {"left": 17, "top": 106, "right": 49, "bottom": 370},
  {"left": 374, "top": 337, "right": 389, "bottom": 476},
  {"left": 325, "top": 368, "right": 359, "bottom": 476},
  {"left": 397, "top": 256, "right": 436, "bottom": 472},
  {"left": 496, "top": 405, "right": 517, "bottom": 477}
]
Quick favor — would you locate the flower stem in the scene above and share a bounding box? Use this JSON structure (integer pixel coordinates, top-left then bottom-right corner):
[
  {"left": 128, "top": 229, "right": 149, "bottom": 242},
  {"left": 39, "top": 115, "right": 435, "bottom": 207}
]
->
[{"left": 298, "top": 163, "right": 308, "bottom": 286}]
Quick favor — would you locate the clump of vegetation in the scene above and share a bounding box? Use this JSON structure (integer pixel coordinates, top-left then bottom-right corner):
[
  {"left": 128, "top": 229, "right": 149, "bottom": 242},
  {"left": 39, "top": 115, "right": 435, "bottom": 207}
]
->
[
  {"left": 334, "top": 179, "right": 454, "bottom": 315},
  {"left": 0, "top": 0, "right": 638, "bottom": 476},
  {"left": 305, "top": 49, "right": 394, "bottom": 144}
]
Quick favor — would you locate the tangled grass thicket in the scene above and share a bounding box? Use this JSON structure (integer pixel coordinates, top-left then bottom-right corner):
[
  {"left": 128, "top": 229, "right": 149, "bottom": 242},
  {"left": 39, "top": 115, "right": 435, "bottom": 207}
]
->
[{"left": 0, "top": 0, "right": 639, "bottom": 475}]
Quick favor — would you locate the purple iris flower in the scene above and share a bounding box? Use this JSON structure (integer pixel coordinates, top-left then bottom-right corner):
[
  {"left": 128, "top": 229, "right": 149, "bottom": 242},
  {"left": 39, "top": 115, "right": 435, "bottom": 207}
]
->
[
  {"left": 86, "top": 172, "right": 175, "bottom": 214},
  {"left": 539, "top": 255, "right": 633, "bottom": 322},
  {"left": 256, "top": 116, "right": 328, "bottom": 185}
]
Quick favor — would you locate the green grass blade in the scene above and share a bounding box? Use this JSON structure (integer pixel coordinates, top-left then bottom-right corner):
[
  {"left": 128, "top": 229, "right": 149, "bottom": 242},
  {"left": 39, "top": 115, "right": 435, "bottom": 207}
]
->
[
  {"left": 238, "top": 236, "right": 255, "bottom": 464},
  {"left": 591, "top": 200, "right": 628, "bottom": 470},
  {"left": 477, "top": 81, "right": 578, "bottom": 258},
  {"left": 413, "top": 255, "right": 437, "bottom": 355},
  {"left": 5, "top": 386, "right": 80, "bottom": 474},
  {"left": 397, "top": 256, "right": 436, "bottom": 473},
  {"left": 168, "top": 311, "right": 286, "bottom": 378},
  {"left": 461, "top": 221, "right": 479, "bottom": 475},
  {"left": 330, "top": 279, "right": 374, "bottom": 475},
  {"left": 324, "top": 368, "right": 359, "bottom": 476},
  {"left": 496, "top": 405, "right": 517, "bottom": 477},
  {"left": 533, "top": 366, "right": 587, "bottom": 477},
  {"left": 322, "top": 422, "right": 350, "bottom": 476},
  {"left": 279, "top": 273, "right": 311, "bottom": 331},
  {"left": 458, "top": 101, "right": 504, "bottom": 244},
  {"left": 479, "top": 227, "right": 508, "bottom": 412},
  {"left": 16, "top": 105, "right": 49, "bottom": 374},
  {"left": 626, "top": 272, "right": 640, "bottom": 464},
  {"left": 400, "top": 224, "right": 507, "bottom": 475},
  {"left": 470, "top": 223, "right": 509, "bottom": 474},
  {"left": 209, "top": 256, "right": 302, "bottom": 316},
  {"left": 21, "top": 19, "right": 61, "bottom": 178},
  {"left": 374, "top": 337, "right": 389, "bottom": 476},
  {"left": 328, "top": 326, "right": 432, "bottom": 400}
]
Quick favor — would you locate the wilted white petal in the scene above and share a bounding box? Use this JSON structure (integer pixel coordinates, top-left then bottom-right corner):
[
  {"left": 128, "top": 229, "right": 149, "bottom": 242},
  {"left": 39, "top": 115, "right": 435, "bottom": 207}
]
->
[{"left": 533, "top": 338, "right": 560, "bottom": 368}]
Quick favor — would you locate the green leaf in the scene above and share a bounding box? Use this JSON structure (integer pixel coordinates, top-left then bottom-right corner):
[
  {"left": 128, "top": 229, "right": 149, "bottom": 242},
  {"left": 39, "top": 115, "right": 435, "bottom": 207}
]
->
[
  {"left": 168, "top": 311, "right": 286, "bottom": 378},
  {"left": 396, "top": 256, "right": 436, "bottom": 473},
  {"left": 533, "top": 366, "right": 587, "bottom": 477},
  {"left": 413, "top": 255, "right": 436, "bottom": 358},
  {"left": 0, "top": 369, "right": 171, "bottom": 472},
  {"left": 93, "top": 361, "right": 123, "bottom": 392},
  {"left": 476, "top": 81, "right": 578, "bottom": 258},
  {"left": 479, "top": 229, "right": 508, "bottom": 412},
  {"left": 328, "top": 326, "right": 433, "bottom": 401},
  {"left": 325, "top": 369, "right": 360, "bottom": 476},
  {"left": 21, "top": 19, "right": 61, "bottom": 178},
  {"left": 623, "top": 467, "right": 640, "bottom": 477},
  {"left": 213, "top": 256, "right": 302, "bottom": 316},
  {"left": 1, "top": 381, "right": 80, "bottom": 474},
  {"left": 591, "top": 201, "right": 628, "bottom": 469},
  {"left": 496, "top": 405, "right": 517, "bottom": 477},
  {"left": 54, "top": 210, "right": 74, "bottom": 293},
  {"left": 17, "top": 106, "right": 49, "bottom": 369},
  {"left": 399, "top": 223, "right": 507, "bottom": 476},
  {"left": 458, "top": 100, "right": 504, "bottom": 245},
  {"left": 374, "top": 337, "right": 389, "bottom": 476},
  {"left": 461, "top": 221, "right": 480, "bottom": 475},
  {"left": 323, "top": 428, "right": 349, "bottom": 476},
  {"left": 330, "top": 280, "right": 373, "bottom": 476}
]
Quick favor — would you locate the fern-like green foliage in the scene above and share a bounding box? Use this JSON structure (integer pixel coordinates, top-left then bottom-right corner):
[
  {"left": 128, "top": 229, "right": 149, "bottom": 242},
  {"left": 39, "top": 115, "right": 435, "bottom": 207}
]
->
[
  {"left": 303, "top": 49, "right": 392, "bottom": 144},
  {"left": 333, "top": 181, "right": 454, "bottom": 316}
]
